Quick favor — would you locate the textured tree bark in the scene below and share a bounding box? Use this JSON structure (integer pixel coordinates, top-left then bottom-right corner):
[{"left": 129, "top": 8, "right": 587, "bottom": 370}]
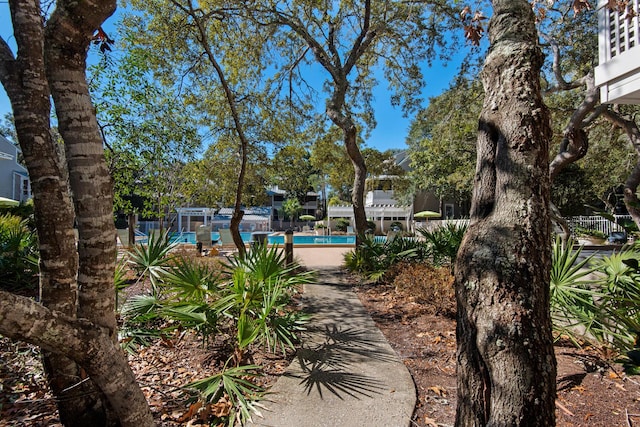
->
[
  {"left": 1, "top": 0, "right": 106, "bottom": 424},
  {"left": 3, "top": 1, "right": 153, "bottom": 425},
  {"left": 45, "top": 0, "right": 119, "bottom": 336},
  {"left": 0, "top": 290, "right": 154, "bottom": 427},
  {"left": 43, "top": 2, "right": 153, "bottom": 423},
  {"left": 454, "top": 1, "right": 556, "bottom": 426}
]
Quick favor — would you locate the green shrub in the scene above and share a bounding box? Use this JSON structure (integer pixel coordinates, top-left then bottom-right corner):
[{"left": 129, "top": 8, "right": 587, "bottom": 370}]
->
[
  {"left": 0, "top": 213, "right": 39, "bottom": 291},
  {"left": 389, "top": 221, "right": 403, "bottom": 231},
  {"left": 219, "top": 244, "right": 314, "bottom": 357},
  {"left": 334, "top": 218, "right": 350, "bottom": 232},
  {"left": 573, "top": 226, "right": 607, "bottom": 240},
  {"left": 550, "top": 237, "right": 640, "bottom": 371},
  {"left": 120, "top": 243, "right": 315, "bottom": 424},
  {"left": 417, "top": 222, "right": 468, "bottom": 268},
  {"left": 343, "top": 234, "right": 429, "bottom": 281},
  {"left": 127, "top": 230, "right": 177, "bottom": 294},
  {"left": 549, "top": 236, "right": 602, "bottom": 347}
]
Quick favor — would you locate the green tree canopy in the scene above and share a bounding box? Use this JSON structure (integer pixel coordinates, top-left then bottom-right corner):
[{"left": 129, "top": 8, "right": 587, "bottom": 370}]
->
[
  {"left": 89, "top": 43, "right": 201, "bottom": 222},
  {"left": 406, "top": 77, "right": 481, "bottom": 205}
]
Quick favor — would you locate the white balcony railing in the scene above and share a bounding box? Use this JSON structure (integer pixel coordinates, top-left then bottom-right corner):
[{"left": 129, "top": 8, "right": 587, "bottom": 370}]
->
[{"left": 594, "top": 0, "right": 640, "bottom": 103}]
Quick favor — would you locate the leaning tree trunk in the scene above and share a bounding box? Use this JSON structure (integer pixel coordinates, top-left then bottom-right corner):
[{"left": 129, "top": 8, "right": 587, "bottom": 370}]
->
[
  {"left": 1, "top": 0, "right": 107, "bottom": 424},
  {"left": 454, "top": 1, "right": 556, "bottom": 426},
  {"left": 327, "top": 94, "right": 368, "bottom": 244},
  {"left": 182, "top": 0, "right": 249, "bottom": 257}
]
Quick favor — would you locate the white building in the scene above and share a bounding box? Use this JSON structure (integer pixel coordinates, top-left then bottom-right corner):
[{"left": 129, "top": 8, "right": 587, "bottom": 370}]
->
[
  {"left": 0, "top": 135, "right": 30, "bottom": 203},
  {"left": 595, "top": 0, "right": 640, "bottom": 103}
]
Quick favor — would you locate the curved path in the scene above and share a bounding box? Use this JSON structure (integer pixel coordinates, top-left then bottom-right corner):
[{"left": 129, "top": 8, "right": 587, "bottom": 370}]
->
[{"left": 248, "top": 248, "right": 416, "bottom": 427}]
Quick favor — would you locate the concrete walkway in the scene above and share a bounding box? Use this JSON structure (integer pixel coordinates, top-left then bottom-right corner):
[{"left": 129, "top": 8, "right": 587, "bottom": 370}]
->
[{"left": 248, "top": 262, "right": 416, "bottom": 427}]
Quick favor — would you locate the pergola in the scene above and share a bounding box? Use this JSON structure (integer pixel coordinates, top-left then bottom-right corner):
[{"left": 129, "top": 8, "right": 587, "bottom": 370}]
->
[
  {"left": 176, "top": 207, "right": 271, "bottom": 233},
  {"left": 176, "top": 207, "right": 216, "bottom": 232}
]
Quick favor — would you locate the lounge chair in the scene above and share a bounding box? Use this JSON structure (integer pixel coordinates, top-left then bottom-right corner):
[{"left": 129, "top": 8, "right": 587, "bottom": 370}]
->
[
  {"left": 196, "top": 225, "right": 218, "bottom": 256},
  {"left": 218, "top": 228, "right": 238, "bottom": 253}
]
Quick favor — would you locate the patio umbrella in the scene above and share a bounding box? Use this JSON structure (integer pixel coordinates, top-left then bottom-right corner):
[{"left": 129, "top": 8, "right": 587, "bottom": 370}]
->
[
  {"left": 0, "top": 197, "right": 19, "bottom": 207},
  {"left": 299, "top": 214, "right": 316, "bottom": 226},
  {"left": 414, "top": 210, "right": 440, "bottom": 219}
]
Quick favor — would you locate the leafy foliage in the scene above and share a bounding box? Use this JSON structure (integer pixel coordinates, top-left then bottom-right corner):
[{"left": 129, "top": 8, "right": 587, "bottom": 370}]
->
[
  {"left": 186, "top": 364, "right": 264, "bottom": 426},
  {"left": 334, "top": 218, "right": 350, "bottom": 232},
  {"left": 549, "top": 237, "right": 602, "bottom": 346},
  {"left": 417, "top": 222, "right": 469, "bottom": 268},
  {"left": 550, "top": 237, "right": 640, "bottom": 369},
  {"left": 127, "top": 230, "right": 176, "bottom": 293},
  {"left": 0, "top": 213, "right": 39, "bottom": 291},
  {"left": 118, "top": 241, "right": 314, "bottom": 424},
  {"left": 282, "top": 197, "right": 302, "bottom": 227},
  {"left": 344, "top": 234, "right": 428, "bottom": 282},
  {"left": 219, "top": 244, "right": 314, "bottom": 357},
  {"left": 406, "top": 78, "right": 480, "bottom": 204}
]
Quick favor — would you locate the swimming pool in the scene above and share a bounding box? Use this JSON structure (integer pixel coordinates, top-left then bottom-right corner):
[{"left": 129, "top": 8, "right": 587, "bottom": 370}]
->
[{"left": 169, "top": 232, "right": 356, "bottom": 246}]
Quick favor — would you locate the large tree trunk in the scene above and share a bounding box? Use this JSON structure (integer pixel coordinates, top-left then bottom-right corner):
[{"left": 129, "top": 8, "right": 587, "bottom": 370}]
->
[
  {"left": 43, "top": 2, "right": 153, "bottom": 423},
  {"left": 454, "top": 1, "right": 556, "bottom": 426},
  {"left": 1, "top": 0, "right": 106, "bottom": 424}
]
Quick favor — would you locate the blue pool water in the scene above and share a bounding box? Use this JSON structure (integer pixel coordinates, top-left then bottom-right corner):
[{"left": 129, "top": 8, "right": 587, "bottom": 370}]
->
[
  {"left": 267, "top": 235, "right": 356, "bottom": 245},
  {"left": 169, "top": 232, "right": 355, "bottom": 245}
]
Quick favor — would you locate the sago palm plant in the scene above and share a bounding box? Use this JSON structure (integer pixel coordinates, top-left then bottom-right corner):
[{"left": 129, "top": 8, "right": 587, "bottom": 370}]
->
[
  {"left": 216, "top": 245, "right": 313, "bottom": 362},
  {"left": 127, "top": 229, "right": 176, "bottom": 294},
  {"left": 550, "top": 236, "right": 604, "bottom": 346}
]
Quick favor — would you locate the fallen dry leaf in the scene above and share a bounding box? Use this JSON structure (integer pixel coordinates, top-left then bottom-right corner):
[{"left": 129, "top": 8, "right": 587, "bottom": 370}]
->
[
  {"left": 178, "top": 402, "right": 202, "bottom": 423},
  {"left": 424, "top": 416, "right": 438, "bottom": 427},
  {"left": 428, "top": 385, "right": 447, "bottom": 397}
]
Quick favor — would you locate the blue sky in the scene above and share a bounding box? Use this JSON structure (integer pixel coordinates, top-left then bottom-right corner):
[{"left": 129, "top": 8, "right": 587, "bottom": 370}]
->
[{"left": 0, "top": 4, "right": 467, "bottom": 152}]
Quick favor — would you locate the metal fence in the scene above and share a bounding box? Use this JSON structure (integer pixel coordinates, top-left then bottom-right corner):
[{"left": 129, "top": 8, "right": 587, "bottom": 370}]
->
[
  {"left": 566, "top": 215, "right": 631, "bottom": 235},
  {"left": 419, "top": 216, "right": 631, "bottom": 237}
]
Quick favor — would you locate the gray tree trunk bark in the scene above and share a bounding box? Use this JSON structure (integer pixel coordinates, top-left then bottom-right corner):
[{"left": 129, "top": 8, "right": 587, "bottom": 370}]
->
[{"left": 454, "top": 1, "right": 556, "bottom": 425}]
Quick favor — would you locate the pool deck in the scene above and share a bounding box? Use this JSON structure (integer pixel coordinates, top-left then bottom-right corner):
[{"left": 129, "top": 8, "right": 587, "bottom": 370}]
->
[{"left": 290, "top": 245, "right": 352, "bottom": 268}]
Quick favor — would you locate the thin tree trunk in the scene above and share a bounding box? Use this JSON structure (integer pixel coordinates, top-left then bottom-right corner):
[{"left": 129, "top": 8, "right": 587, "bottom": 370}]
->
[
  {"left": 175, "top": 0, "right": 249, "bottom": 257},
  {"left": 326, "top": 102, "right": 368, "bottom": 245},
  {"left": 454, "top": 1, "right": 556, "bottom": 425},
  {"left": 1, "top": 1, "right": 106, "bottom": 424}
]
